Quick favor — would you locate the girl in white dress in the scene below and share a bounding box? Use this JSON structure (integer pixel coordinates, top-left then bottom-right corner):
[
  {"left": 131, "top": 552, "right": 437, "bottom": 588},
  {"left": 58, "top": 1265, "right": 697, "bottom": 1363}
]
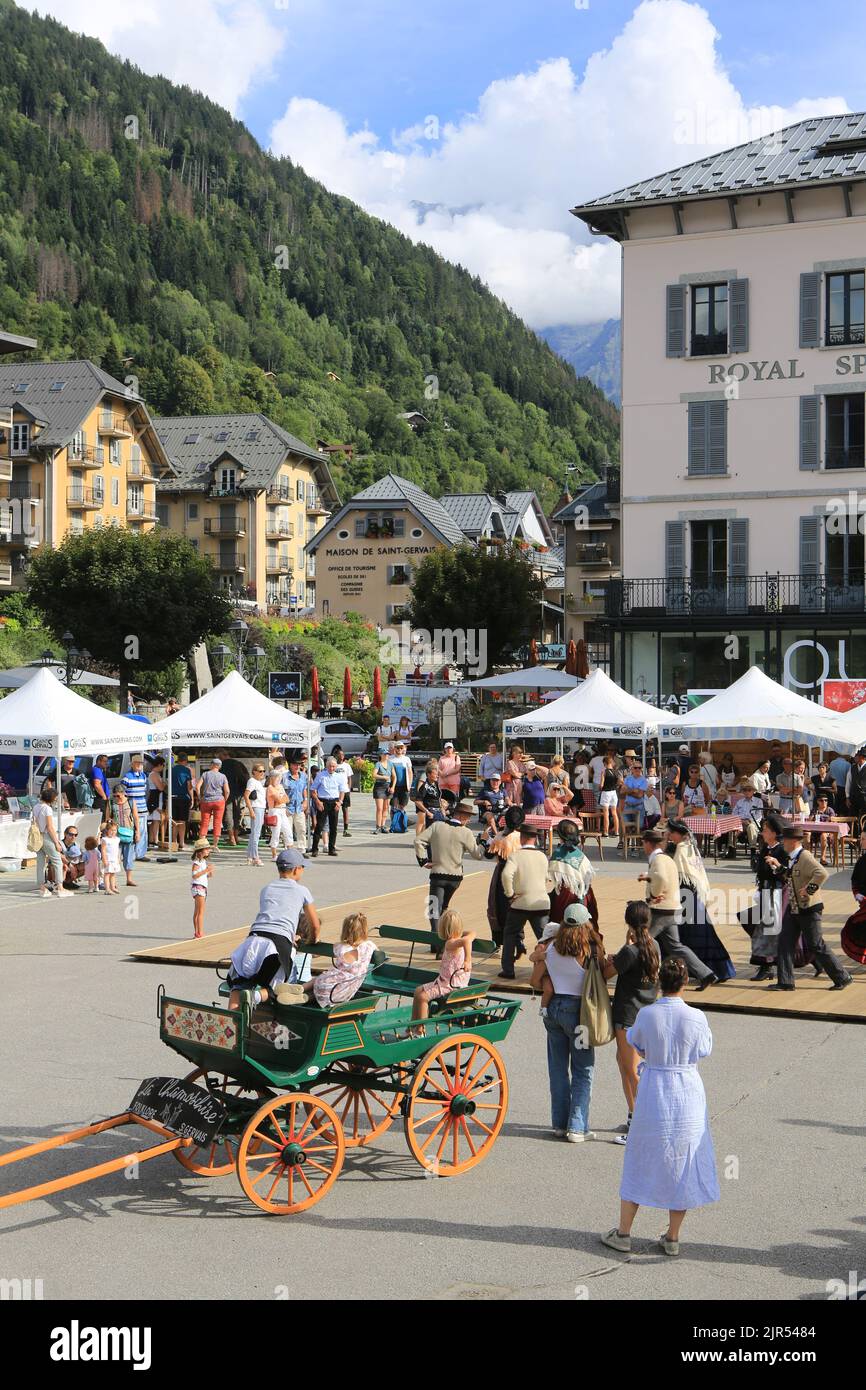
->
[
  {"left": 601, "top": 956, "right": 719, "bottom": 1258},
  {"left": 100, "top": 822, "right": 122, "bottom": 895}
]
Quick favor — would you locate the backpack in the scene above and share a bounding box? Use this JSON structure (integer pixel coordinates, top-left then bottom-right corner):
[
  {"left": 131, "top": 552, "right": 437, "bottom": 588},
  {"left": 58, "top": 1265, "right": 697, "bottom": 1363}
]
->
[
  {"left": 27, "top": 818, "right": 44, "bottom": 853},
  {"left": 73, "top": 773, "right": 95, "bottom": 809},
  {"left": 390, "top": 807, "right": 408, "bottom": 834}
]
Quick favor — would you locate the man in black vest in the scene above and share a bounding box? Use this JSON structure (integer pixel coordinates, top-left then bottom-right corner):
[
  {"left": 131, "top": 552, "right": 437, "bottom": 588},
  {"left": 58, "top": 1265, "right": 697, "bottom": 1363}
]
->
[{"left": 846, "top": 749, "right": 866, "bottom": 821}]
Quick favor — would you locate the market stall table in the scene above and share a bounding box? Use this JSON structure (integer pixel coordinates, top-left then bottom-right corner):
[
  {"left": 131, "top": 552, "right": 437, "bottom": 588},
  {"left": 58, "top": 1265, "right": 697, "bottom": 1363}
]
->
[
  {"left": 680, "top": 813, "right": 744, "bottom": 862},
  {"left": 524, "top": 812, "right": 605, "bottom": 860}
]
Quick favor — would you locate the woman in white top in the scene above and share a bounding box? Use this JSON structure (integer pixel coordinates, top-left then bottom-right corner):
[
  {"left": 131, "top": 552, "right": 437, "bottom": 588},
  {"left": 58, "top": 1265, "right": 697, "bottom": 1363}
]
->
[
  {"left": 376, "top": 715, "right": 394, "bottom": 754},
  {"left": 32, "top": 786, "right": 71, "bottom": 898},
  {"left": 266, "top": 770, "right": 292, "bottom": 859},
  {"left": 244, "top": 763, "right": 268, "bottom": 866},
  {"left": 530, "top": 903, "right": 613, "bottom": 1141}
]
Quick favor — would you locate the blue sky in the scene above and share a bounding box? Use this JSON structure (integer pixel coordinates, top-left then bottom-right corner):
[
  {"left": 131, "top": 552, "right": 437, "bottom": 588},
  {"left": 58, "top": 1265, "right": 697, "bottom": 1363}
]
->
[
  {"left": 24, "top": 1, "right": 866, "bottom": 326},
  {"left": 241, "top": 0, "right": 866, "bottom": 147}
]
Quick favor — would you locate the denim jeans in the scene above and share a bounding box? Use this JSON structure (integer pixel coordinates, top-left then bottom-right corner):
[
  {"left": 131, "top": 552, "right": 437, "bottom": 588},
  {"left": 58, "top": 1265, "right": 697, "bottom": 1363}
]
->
[
  {"left": 543, "top": 994, "right": 594, "bottom": 1134},
  {"left": 135, "top": 812, "right": 149, "bottom": 860}
]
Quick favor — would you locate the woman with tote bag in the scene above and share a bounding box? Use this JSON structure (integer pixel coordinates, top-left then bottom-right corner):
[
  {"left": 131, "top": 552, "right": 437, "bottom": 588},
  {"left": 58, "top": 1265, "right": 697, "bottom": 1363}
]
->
[{"left": 530, "top": 903, "right": 614, "bottom": 1143}]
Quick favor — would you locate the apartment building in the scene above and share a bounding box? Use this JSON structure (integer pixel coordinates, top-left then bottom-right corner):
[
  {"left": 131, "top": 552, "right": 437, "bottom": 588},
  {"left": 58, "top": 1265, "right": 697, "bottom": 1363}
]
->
[
  {"left": 0, "top": 360, "right": 172, "bottom": 589},
  {"left": 554, "top": 464, "right": 621, "bottom": 667},
  {"left": 153, "top": 414, "right": 339, "bottom": 612},
  {"left": 574, "top": 111, "right": 866, "bottom": 706}
]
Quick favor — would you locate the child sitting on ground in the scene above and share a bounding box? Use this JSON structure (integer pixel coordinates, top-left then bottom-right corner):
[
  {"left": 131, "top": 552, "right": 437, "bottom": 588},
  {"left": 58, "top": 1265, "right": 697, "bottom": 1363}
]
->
[
  {"left": 83, "top": 835, "right": 102, "bottom": 893},
  {"left": 303, "top": 912, "right": 376, "bottom": 1008},
  {"left": 411, "top": 909, "right": 475, "bottom": 1026}
]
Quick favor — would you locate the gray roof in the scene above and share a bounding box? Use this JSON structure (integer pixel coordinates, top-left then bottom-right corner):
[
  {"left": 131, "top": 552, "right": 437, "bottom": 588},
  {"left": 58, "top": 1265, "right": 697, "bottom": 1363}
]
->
[
  {"left": 553, "top": 480, "right": 612, "bottom": 523},
  {"left": 308, "top": 473, "right": 468, "bottom": 553},
  {"left": 0, "top": 331, "right": 37, "bottom": 356},
  {"left": 0, "top": 359, "right": 142, "bottom": 448},
  {"left": 574, "top": 112, "right": 866, "bottom": 237},
  {"left": 153, "top": 413, "right": 337, "bottom": 504},
  {"left": 439, "top": 492, "right": 511, "bottom": 537}
]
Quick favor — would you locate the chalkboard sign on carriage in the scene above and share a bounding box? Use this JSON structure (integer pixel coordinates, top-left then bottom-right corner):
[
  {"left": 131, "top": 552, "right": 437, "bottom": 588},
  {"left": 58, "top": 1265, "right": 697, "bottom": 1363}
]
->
[{"left": 129, "top": 1076, "right": 226, "bottom": 1147}]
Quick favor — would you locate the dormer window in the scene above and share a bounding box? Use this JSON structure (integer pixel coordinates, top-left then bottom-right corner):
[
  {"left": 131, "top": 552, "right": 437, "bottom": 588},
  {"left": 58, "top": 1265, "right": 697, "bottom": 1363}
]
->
[
  {"left": 219, "top": 467, "right": 237, "bottom": 493},
  {"left": 11, "top": 422, "right": 30, "bottom": 456}
]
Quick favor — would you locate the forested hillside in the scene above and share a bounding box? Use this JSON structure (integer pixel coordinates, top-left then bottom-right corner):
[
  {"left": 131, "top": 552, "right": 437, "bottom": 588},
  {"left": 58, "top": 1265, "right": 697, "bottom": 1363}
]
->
[{"left": 0, "top": 0, "right": 619, "bottom": 508}]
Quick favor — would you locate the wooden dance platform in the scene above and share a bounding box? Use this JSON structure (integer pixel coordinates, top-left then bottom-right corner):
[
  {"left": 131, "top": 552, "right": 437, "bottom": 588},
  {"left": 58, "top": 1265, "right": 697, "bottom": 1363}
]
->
[{"left": 129, "top": 870, "right": 866, "bottom": 1024}]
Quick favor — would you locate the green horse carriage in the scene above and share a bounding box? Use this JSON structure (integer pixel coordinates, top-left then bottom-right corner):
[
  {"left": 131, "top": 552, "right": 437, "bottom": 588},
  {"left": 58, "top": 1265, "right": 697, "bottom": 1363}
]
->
[
  {"left": 0, "top": 927, "right": 521, "bottom": 1218},
  {"left": 165, "top": 926, "right": 521, "bottom": 1214}
]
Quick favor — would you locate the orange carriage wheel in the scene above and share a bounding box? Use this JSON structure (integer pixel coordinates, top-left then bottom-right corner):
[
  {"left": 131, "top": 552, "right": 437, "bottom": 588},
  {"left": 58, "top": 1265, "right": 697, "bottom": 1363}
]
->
[
  {"left": 173, "top": 1069, "right": 270, "bottom": 1178},
  {"left": 404, "top": 1033, "right": 508, "bottom": 1177},
  {"left": 308, "top": 1061, "right": 407, "bottom": 1148},
  {"left": 237, "top": 1094, "right": 345, "bottom": 1214}
]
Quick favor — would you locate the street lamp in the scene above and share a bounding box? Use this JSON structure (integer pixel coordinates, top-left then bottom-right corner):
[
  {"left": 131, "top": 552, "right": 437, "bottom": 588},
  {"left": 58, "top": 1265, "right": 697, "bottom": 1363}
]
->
[{"left": 211, "top": 624, "right": 266, "bottom": 686}]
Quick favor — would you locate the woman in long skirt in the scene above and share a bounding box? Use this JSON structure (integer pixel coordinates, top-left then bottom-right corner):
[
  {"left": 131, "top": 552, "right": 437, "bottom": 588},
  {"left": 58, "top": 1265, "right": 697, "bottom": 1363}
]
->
[
  {"left": 667, "top": 819, "right": 735, "bottom": 980},
  {"left": 737, "top": 813, "right": 789, "bottom": 981},
  {"left": 485, "top": 806, "right": 524, "bottom": 948},
  {"left": 601, "top": 956, "right": 719, "bottom": 1256}
]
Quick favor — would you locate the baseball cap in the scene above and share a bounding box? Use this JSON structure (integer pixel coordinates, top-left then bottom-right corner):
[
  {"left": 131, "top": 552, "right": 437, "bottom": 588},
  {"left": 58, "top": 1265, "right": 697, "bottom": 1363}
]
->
[
  {"left": 678, "top": 743, "right": 690, "bottom": 754},
  {"left": 541, "top": 921, "right": 561, "bottom": 942},
  {"left": 276, "top": 848, "right": 305, "bottom": 870},
  {"left": 444, "top": 741, "right": 454, "bottom": 749},
  {"left": 563, "top": 902, "right": 591, "bottom": 927}
]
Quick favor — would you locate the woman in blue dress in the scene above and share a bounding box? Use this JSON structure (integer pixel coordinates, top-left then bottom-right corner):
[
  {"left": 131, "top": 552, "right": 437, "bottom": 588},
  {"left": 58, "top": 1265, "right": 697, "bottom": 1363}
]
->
[{"left": 601, "top": 956, "right": 719, "bottom": 1257}]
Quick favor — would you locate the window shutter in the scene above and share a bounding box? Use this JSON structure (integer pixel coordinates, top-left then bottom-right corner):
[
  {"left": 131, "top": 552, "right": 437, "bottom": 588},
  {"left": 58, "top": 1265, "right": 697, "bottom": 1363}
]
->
[
  {"left": 728, "top": 278, "right": 749, "bottom": 353},
  {"left": 799, "top": 272, "right": 820, "bottom": 348},
  {"left": 707, "top": 400, "right": 727, "bottom": 475},
  {"left": 728, "top": 517, "right": 749, "bottom": 614},
  {"left": 666, "top": 284, "right": 686, "bottom": 358},
  {"left": 800, "top": 516, "right": 823, "bottom": 613},
  {"left": 665, "top": 520, "right": 686, "bottom": 613},
  {"left": 688, "top": 401, "right": 708, "bottom": 475},
  {"left": 799, "top": 395, "right": 820, "bottom": 470}
]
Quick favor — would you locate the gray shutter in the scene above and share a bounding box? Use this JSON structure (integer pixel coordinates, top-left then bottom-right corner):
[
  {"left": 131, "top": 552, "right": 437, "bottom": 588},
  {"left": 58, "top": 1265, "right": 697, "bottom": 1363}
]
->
[
  {"left": 666, "top": 284, "right": 686, "bottom": 358},
  {"left": 688, "top": 401, "right": 708, "bottom": 475},
  {"left": 799, "top": 516, "right": 822, "bottom": 612},
  {"left": 799, "top": 394, "right": 820, "bottom": 470},
  {"left": 728, "top": 278, "right": 749, "bottom": 353},
  {"left": 728, "top": 517, "right": 749, "bottom": 614},
  {"left": 799, "top": 272, "right": 820, "bottom": 348},
  {"left": 665, "top": 520, "right": 686, "bottom": 613},
  {"left": 707, "top": 400, "right": 727, "bottom": 475}
]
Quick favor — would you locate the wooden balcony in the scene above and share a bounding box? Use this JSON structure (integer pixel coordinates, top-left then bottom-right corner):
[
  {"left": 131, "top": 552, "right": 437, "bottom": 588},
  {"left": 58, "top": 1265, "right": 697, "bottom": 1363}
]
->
[{"left": 210, "top": 550, "right": 246, "bottom": 573}]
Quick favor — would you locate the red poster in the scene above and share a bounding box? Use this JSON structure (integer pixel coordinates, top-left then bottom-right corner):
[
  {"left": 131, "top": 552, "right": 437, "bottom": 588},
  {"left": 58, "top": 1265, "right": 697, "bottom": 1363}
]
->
[{"left": 823, "top": 679, "right": 866, "bottom": 713}]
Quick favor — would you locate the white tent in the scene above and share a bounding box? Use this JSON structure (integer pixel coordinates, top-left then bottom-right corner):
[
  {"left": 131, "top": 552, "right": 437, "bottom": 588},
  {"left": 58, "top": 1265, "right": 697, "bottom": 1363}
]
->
[
  {"left": 145, "top": 670, "right": 320, "bottom": 751},
  {"left": 0, "top": 667, "right": 148, "bottom": 755},
  {"left": 657, "top": 666, "right": 860, "bottom": 750},
  {"left": 467, "top": 666, "right": 578, "bottom": 691},
  {"left": 0, "top": 663, "right": 122, "bottom": 690},
  {"left": 504, "top": 668, "right": 665, "bottom": 739}
]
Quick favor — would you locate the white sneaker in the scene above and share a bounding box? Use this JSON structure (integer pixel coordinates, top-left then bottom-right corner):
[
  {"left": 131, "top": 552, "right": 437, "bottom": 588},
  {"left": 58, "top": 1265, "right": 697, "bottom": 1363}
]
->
[
  {"left": 55, "top": 888, "right": 73, "bottom": 898},
  {"left": 601, "top": 1228, "right": 631, "bottom": 1252},
  {"left": 566, "top": 1131, "right": 595, "bottom": 1143}
]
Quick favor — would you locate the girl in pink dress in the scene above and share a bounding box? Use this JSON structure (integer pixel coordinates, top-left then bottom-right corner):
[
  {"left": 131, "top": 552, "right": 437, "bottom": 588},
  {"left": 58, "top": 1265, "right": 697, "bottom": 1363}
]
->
[
  {"left": 411, "top": 910, "right": 475, "bottom": 1025},
  {"left": 504, "top": 745, "right": 524, "bottom": 806},
  {"left": 306, "top": 913, "right": 376, "bottom": 1007}
]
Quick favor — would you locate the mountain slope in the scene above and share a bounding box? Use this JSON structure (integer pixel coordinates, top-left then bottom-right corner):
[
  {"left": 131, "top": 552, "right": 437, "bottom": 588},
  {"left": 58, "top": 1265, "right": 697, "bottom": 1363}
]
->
[
  {"left": 541, "top": 321, "right": 621, "bottom": 404},
  {"left": 0, "top": 0, "right": 619, "bottom": 509}
]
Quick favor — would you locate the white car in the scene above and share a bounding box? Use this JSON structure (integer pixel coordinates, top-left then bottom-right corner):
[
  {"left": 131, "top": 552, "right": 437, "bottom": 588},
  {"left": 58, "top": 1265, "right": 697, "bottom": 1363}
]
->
[{"left": 316, "top": 720, "right": 370, "bottom": 759}]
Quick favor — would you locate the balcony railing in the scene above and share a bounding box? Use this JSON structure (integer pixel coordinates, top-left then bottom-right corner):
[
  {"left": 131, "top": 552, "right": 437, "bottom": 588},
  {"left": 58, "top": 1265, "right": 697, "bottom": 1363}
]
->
[
  {"left": 211, "top": 550, "right": 246, "bottom": 572},
  {"left": 266, "top": 554, "right": 294, "bottom": 574},
  {"left": 825, "top": 444, "right": 866, "bottom": 470},
  {"left": 827, "top": 324, "right": 865, "bottom": 347},
  {"left": 68, "top": 443, "right": 104, "bottom": 468},
  {"left": 67, "top": 486, "right": 104, "bottom": 510},
  {"left": 204, "top": 517, "right": 246, "bottom": 537},
  {"left": 127, "top": 498, "right": 159, "bottom": 521},
  {"left": 98, "top": 412, "right": 132, "bottom": 438},
  {"left": 7, "top": 480, "right": 42, "bottom": 501},
  {"left": 575, "top": 541, "right": 611, "bottom": 566},
  {"left": 266, "top": 520, "right": 295, "bottom": 538},
  {"left": 266, "top": 484, "right": 292, "bottom": 503},
  {"left": 607, "top": 574, "right": 866, "bottom": 619}
]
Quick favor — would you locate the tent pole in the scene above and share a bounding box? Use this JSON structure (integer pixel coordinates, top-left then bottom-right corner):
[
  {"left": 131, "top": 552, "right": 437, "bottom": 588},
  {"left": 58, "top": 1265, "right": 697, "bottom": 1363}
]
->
[{"left": 167, "top": 745, "right": 174, "bottom": 853}]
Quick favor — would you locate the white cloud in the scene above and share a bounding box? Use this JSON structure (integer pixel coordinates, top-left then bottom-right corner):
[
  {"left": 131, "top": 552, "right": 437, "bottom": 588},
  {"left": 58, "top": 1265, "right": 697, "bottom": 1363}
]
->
[
  {"left": 21, "top": 0, "right": 285, "bottom": 115},
  {"left": 269, "top": 0, "right": 847, "bottom": 327}
]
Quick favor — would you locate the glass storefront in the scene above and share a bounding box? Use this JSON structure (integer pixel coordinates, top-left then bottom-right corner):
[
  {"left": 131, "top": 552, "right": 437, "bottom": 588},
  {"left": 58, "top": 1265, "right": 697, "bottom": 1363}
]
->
[{"left": 616, "top": 625, "right": 866, "bottom": 703}]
